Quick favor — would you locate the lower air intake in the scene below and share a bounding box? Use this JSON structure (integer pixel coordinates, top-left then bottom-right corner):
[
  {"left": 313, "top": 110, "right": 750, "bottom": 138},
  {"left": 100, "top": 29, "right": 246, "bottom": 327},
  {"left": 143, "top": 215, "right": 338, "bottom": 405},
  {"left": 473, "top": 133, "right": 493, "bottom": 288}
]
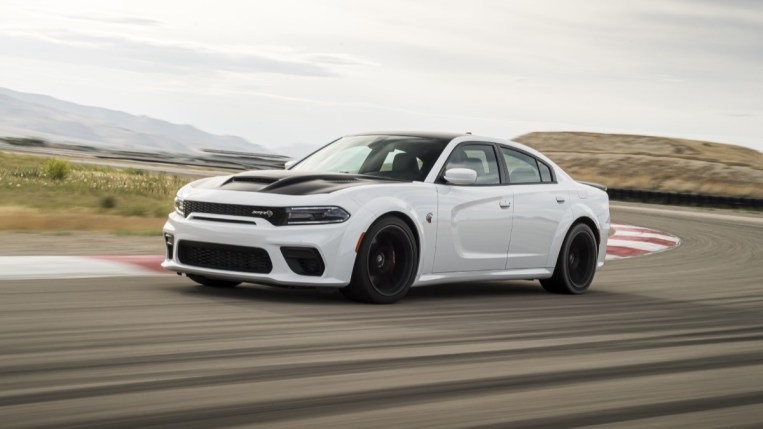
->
[
  {"left": 178, "top": 240, "right": 272, "bottom": 274},
  {"left": 281, "top": 247, "right": 325, "bottom": 276}
]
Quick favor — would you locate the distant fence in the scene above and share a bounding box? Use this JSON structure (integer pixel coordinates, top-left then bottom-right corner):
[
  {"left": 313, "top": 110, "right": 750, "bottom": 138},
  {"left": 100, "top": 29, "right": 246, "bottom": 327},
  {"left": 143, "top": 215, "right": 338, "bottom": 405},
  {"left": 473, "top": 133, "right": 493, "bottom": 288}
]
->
[{"left": 607, "top": 188, "right": 763, "bottom": 210}]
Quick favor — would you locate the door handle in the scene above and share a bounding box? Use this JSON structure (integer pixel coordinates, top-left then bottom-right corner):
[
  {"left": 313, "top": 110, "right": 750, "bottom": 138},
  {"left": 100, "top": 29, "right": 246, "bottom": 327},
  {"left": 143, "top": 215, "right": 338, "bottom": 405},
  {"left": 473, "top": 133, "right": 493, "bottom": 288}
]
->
[
  {"left": 556, "top": 196, "right": 566, "bottom": 203},
  {"left": 499, "top": 199, "right": 511, "bottom": 208}
]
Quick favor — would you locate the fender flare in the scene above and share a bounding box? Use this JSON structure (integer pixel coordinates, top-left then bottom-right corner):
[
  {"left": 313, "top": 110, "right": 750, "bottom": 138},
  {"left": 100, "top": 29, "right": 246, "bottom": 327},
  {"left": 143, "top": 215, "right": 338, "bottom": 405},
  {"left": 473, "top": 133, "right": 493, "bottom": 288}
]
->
[
  {"left": 544, "top": 202, "right": 603, "bottom": 267},
  {"left": 333, "top": 196, "right": 431, "bottom": 284}
]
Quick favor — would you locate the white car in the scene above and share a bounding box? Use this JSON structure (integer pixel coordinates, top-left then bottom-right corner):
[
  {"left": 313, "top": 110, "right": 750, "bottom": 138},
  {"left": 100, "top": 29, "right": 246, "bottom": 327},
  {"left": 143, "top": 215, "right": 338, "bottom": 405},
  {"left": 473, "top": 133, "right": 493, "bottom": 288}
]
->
[{"left": 162, "top": 132, "right": 610, "bottom": 303}]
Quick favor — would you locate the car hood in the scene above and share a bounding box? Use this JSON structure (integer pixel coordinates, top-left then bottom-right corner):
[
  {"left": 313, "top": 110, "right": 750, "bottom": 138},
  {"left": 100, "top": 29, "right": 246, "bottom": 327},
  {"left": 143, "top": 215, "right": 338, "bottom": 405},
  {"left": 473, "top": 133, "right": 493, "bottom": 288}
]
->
[{"left": 193, "top": 169, "right": 407, "bottom": 196}]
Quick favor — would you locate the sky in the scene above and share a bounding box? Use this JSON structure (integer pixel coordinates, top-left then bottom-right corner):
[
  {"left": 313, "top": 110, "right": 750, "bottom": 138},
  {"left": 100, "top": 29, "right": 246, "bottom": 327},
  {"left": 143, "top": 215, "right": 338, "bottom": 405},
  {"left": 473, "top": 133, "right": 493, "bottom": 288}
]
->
[{"left": 1, "top": 0, "right": 762, "bottom": 153}]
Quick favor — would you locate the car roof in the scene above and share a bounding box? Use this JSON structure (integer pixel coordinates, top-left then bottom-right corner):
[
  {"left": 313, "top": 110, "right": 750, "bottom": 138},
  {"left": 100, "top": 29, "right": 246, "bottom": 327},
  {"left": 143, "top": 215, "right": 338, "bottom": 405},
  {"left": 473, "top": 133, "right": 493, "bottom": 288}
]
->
[{"left": 347, "top": 131, "right": 467, "bottom": 140}]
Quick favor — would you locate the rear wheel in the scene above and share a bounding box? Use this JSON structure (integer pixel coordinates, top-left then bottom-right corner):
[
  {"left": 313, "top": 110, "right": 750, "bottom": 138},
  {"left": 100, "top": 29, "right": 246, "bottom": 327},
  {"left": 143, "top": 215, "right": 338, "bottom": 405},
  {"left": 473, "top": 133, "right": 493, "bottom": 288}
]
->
[
  {"left": 341, "top": 216, "right": 418, "bottom": 304},
  {"left": 187, "top": 274, "right": 241, "bottom": 288},
  {"left": 541, "top": 223, "right": 598, "bottom": 294}
]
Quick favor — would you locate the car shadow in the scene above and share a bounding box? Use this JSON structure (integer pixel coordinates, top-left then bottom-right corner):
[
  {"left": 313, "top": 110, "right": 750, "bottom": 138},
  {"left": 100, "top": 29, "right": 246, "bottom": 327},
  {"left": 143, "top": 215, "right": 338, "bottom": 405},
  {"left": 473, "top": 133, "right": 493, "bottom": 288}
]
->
[
  {"left": 406, "top": 280, "right": 547, "bottom": 301},
  {"left": 177, "top": 283, "right": 348, "bottom": 305},
  {"left": 170, "top": 278, "right": 555, "bottom": 306}
]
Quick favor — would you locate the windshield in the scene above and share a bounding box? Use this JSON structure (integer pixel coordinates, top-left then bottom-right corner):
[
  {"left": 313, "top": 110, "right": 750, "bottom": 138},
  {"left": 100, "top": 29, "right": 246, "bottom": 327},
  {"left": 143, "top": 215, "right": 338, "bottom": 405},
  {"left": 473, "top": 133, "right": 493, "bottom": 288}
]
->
[{"left": 291, "top": 135, "right": 449, "bottom": 181}]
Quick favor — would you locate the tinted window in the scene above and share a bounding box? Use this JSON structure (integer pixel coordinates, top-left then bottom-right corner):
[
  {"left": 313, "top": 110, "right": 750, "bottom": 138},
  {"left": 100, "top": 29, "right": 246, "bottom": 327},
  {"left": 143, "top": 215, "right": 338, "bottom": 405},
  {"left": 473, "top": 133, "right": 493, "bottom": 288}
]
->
[
  {"left": 445, "top": 144, "right": 500, "bottom": 185},
  {"left": 538, "top": 161, "right": 553, "bottom": 182},
  {"left": 501, "top": 148, "right": 541, "bottom": 184}
]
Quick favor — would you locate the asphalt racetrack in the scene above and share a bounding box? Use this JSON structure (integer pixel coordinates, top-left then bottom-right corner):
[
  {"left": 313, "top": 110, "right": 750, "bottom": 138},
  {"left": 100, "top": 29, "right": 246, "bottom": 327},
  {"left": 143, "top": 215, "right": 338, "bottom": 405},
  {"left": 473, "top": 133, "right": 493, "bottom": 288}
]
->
[{"left": 1, "top": 204, "right": 762, "bottom": 428}]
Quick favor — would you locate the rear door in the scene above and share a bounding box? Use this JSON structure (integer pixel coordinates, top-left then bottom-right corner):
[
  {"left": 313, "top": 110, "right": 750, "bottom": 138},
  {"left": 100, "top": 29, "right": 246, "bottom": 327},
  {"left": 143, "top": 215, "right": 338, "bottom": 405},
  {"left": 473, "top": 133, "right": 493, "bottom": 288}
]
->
[
  {"left": 433, "top": 143, "right": 514, "bottom": 273},
  {"left": 499, "top": 146, "right": 568, "bottom": 269}
]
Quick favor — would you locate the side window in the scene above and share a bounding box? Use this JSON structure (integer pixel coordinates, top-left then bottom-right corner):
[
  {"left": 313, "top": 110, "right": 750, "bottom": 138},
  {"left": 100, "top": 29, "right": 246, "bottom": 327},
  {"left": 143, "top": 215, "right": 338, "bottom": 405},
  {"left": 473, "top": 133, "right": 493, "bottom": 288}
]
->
[
  {"left": 538, "top": 161, "right": 553, "bottom": 182},
  {"left": 445, "top": 144, "right": 500, "bottom": 185},
  {"left": 501, "top": 148, "right": 541, "bottom": 184}
]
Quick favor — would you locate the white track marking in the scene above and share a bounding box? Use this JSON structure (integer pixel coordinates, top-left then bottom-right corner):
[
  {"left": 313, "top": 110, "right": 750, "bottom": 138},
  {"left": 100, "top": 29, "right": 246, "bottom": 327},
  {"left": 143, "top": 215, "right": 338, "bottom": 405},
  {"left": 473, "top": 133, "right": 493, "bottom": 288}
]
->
[
  {"left": 607, "top": 239, "right": 674, "bottom": 252},
  {"left": 610, "top": 230, "right": 680, "bottom": 242}
]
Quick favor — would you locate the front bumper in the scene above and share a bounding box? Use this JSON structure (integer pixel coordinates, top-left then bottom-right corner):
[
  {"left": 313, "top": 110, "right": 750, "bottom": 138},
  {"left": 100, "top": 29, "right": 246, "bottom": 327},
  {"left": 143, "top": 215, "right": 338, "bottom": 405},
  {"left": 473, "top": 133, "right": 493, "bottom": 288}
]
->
[{"left": 161, "top": 212, "right": 353, "bottom": 287}]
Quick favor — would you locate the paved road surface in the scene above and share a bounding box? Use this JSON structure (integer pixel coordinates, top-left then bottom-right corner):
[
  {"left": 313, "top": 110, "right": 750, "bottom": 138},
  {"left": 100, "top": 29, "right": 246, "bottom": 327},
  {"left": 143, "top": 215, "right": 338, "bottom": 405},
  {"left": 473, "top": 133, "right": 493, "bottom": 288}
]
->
[{"left": 1, "top": 205, "right": 762, "bottom": 428}]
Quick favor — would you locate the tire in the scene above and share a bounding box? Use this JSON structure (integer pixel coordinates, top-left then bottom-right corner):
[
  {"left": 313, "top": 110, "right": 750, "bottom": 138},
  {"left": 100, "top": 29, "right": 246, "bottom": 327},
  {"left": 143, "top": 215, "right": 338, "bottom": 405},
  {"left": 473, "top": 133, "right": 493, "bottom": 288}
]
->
[
  {"left": 341, "top": 216, "right": 418, "bottom": 304},
  {"left": 187, "top": 274, "right": 241, "bottom": 288},
  {"left": 541, "top": 223, "right": 598, "bottom": 294}
]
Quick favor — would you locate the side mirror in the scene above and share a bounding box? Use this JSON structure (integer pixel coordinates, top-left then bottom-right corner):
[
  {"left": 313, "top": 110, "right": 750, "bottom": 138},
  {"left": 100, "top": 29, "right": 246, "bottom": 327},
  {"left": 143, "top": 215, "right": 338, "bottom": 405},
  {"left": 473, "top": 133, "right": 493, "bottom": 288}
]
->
[
  {"left": 284, "top": 160, "right": 297, "bottom": 170},
  {"left": 444, "top": 168, "right": 478, "bottom": 185}
]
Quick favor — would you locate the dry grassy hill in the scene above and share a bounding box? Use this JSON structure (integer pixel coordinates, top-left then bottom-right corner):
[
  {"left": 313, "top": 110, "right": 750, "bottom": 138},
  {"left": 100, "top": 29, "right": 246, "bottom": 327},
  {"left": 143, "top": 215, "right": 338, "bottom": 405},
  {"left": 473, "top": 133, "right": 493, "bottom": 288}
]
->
[{"left": 515, "top": 132, "right": 763, "bottom": 198}]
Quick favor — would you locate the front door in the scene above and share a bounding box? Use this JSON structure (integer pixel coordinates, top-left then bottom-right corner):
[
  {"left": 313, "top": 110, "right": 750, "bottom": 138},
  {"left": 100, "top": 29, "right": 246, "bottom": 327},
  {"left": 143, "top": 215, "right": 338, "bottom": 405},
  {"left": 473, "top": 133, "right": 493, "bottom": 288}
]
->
[{"left": 433, "top": 143, "right": 513, "bottom": 273}]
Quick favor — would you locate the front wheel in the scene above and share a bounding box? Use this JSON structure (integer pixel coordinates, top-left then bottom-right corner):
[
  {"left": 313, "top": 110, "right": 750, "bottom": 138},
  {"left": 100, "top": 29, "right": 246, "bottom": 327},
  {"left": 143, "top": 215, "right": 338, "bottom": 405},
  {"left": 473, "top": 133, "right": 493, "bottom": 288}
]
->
[
  {"left": 541, "top": 223, "right": 598, "bottom": 294},
  {"left": 341, "top": 216, "right": 418, "bottom": 304},
  {"left": 187, "top": 274, "right": 241, "bottom": 288}
]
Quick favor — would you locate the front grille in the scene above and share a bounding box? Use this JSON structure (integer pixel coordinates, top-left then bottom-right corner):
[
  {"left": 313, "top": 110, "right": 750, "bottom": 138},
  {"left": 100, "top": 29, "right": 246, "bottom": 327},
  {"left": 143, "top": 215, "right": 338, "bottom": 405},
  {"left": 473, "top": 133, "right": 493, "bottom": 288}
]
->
[
  {"left": 194, "top": 216, "right": 257, "bottom": 225},
  {"left": 184, "top": 200, "right": 286, "bottom": 225},
  {"left": 178, "top": 240, "right": 272, "bottom": 273}
]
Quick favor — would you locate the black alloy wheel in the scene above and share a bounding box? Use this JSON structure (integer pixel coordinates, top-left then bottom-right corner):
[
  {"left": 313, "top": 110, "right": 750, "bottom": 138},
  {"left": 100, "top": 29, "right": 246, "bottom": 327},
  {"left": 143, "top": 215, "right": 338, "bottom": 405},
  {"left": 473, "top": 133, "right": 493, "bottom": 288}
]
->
[
  {"left": 541, "top": 223, "right": 598, "bottom": 294},
  {"left": 342, "top": 216, "right": 418, "bottom": 304}
]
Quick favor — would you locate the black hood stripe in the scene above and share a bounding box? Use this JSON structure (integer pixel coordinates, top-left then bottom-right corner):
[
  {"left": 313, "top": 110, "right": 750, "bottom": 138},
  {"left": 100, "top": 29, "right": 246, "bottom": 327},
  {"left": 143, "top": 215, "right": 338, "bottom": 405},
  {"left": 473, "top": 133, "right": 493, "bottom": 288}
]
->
[{"left": 216, "top": 170, "right": 406, "bottom": 195}]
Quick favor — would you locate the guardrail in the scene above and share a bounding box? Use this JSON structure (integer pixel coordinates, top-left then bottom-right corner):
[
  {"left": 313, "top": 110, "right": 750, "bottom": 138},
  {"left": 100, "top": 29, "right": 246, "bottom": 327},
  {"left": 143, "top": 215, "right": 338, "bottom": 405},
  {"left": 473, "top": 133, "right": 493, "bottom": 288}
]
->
[{"left": 606, "top": 188, "right": 763, "bottom": 210}]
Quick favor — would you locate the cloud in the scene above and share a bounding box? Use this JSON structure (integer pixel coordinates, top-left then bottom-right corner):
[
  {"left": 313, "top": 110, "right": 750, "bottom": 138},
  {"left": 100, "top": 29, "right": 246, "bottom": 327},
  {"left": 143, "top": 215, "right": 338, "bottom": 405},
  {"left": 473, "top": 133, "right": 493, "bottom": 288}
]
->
[
  {"left": 722, "top": 112, "right": 760, "bottom": 118},
  {"left": 302, "top": 53, "right": 377, "bottom": 67},
  {"left": 0, "top": 29, "right": 372, "bottom": 78},
  {"left": 65, "top": 15, "right": 164, "bottom": 27},
  {"left": 636, "top": 2, "right": 763, "bottom": 53}
]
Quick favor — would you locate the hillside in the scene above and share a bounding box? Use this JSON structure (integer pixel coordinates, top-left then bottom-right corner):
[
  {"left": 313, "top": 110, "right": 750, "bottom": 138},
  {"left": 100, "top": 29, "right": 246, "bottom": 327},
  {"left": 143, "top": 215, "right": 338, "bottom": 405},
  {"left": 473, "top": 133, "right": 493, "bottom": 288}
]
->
[
  {"left": 515, "top": 132, "right": 763, "bottom": 199},
  {"left": 0, "top": 87, "right": 271, "bottom": 154}
]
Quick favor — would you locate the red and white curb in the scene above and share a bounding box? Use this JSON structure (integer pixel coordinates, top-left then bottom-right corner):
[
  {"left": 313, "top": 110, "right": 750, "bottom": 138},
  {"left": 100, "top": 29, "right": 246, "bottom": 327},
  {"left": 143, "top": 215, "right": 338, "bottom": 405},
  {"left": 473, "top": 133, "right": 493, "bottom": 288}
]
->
[
  {"left": 0, "top": 224, "right": 679, "bottom": 279},
  {"left": 0, "top": 256, "right": 167, "bottom": 280},
  {"left": 606, "top": 223, "right": 681, "bottom": 260}
]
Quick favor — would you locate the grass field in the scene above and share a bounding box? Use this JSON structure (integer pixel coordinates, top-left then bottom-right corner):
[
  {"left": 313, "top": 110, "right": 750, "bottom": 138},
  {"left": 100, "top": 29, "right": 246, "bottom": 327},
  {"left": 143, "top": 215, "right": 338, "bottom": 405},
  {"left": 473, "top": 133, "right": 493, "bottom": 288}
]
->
[
  {"left": 0, "top": 152, "right": 192, "bottom": 233},
  {"left": 516, "top": 132, "right": 763, "bottom": 198}
]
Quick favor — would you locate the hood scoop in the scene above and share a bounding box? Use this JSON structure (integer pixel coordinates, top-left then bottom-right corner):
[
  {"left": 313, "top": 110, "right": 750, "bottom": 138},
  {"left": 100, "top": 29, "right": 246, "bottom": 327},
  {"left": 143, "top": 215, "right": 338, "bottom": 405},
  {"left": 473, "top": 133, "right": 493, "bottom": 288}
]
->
[
  {"left": 226, "top": 176, "right": 279, "bottom": 184},
  {"left": 257, "top": 174, "right": 361, "bottom": 193},
  {"left": 217, "top": 170, "right": 398, "bottom": 195},
  {"left": 218, "top": 174, "right": 280, "bottom": 192}
]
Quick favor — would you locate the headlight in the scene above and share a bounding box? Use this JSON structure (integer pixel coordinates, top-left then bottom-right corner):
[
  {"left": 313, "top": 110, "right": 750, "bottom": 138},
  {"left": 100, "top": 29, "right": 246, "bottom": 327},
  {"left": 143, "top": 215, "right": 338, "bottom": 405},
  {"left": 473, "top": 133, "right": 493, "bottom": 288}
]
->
[
  {"left": 285, "top": 206, "right": 350, "bottom": 224},
  {"left": 174, "top": 196, "right": 184, "bottom": 216}
]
